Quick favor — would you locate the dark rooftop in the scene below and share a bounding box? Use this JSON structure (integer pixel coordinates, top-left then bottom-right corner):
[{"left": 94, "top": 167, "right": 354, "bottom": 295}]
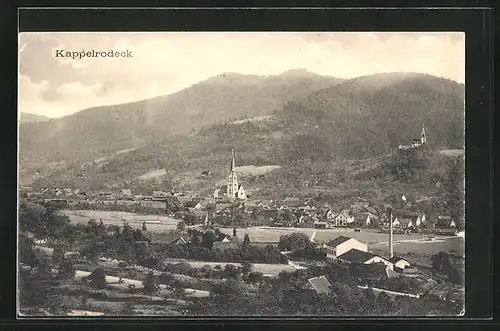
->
[
  {"left": 326, "top": 236, "right": 353, "bottom": 247},
  {"left": 349, "top": 263, "right": 399, "bottom": 281},
  {"left": 389, "top": 256, "right": 409, "bottom": 264},
  {"left": 338, "top": 249, "right": 379, "bottom": 263}
]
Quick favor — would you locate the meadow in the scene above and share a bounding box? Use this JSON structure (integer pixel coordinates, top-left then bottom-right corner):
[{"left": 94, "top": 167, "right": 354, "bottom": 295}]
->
[{"left": 61, "top": 209, "right": 180, "bottom": 231}]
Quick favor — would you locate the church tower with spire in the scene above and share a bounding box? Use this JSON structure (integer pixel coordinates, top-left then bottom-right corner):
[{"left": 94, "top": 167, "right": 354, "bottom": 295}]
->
[
  {"left": 226, "top": 149, "right": 246, "bottom": 200},
  {"left": 421, "top": 125, "right": 427, "bottom": 145}
]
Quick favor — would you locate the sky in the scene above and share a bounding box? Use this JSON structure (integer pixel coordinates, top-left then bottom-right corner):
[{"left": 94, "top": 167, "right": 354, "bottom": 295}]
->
[{"left": 19, "top": 32, "right": 465, "bottom": 118}]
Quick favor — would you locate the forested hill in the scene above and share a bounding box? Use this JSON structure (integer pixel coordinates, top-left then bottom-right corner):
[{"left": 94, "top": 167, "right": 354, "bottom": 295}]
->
[
  {"left": 19, "top": 113, "right": 51, "bottom": 124},
  {"left": 29, "top": 72, "right": 465, "bottom": 194},
  {"left": 277, "top": 72, "right": 464, "bottom": 161},
  {"left": 19, "top": 70, "right": 343, "bottom": 184}
]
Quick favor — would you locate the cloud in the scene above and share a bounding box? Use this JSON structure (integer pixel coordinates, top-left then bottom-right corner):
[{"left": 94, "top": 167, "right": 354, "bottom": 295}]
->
[
  {"left": 56, "top": 81, "right": 104, "bottom": 100},
  {"left": 19, "top": 32, "right": 465, "bottom": 118}
]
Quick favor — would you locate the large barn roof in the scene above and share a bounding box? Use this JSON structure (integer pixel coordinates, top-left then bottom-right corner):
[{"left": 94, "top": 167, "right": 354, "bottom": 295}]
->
[
  {"left": 326, "top": 236, "right": 353, "bottom": 247},
  {"left": 338, "top": 249, "right": 379, "bottom": 263}
]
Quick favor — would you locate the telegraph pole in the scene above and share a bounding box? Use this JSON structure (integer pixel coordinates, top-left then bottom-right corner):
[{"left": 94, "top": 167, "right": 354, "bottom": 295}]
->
[{"left": 389, "top": 207, "right": 394, "bottom": 258}]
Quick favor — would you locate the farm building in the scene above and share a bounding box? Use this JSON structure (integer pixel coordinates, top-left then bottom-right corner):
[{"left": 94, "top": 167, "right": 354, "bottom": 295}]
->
[
  {"left": 338, "top": 249, "right": 394, "bottom": 269},
  {"left": 435, "top": 216, "right": 457, "bottom": 229},
  {"left": 349, "top": 263, "right": 399, "bottom": 284},
  {"left": 389, "top": 256, "right": 411, "bottom": 271},
  {"left": 212, "top": 236, "right": 241, "bottom": 251},
  {"left": 184, "top": 200, "right": 203, "bottom": 210},
  {"left": 323, "top": 236, "right": 368, "bottom": 258},
  {"left": 150, "top": 232, "right": 189, "bottom": 246}
]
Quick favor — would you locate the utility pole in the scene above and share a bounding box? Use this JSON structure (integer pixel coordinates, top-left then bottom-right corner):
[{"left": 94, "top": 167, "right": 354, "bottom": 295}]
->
[{"left": 389, "top": 207, "right": 394, "bottom": 258}]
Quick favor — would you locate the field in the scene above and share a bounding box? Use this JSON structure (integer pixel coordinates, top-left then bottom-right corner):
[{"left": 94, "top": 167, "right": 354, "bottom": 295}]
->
[
  {"left": 439, "top": 149, "right": 465, "bottom": 157},
  {"left": 61, "top": 209, "right": 464, "bottom": 261},
  {"left": 218, "top": 227, "right": 425, "bottom": 244},
  {"left": 137, "top": 169, "right": 167, "bottom": 180},
  {"left": 218, "top": 226, "right": 464, "bottom": 259},
  {"left": 61, "top": 209, "right": 180, "bottom": 231},
  {"left": 165, "top": 261, "right": 295, "bottom": 276},
  {"left": 235, "top": 165, "right": 281, "bottom": 176}
]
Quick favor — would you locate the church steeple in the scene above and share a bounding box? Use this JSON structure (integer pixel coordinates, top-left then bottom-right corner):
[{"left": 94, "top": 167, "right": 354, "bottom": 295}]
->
[
  {"left": 230, "top": 149, "right": 236, "bottom": 172},
  {"left": 227, "top": 149, "right": 239, "bottom": 199},
  {"left": 421, "top": 125, "right": 427, "bottom": 144}
]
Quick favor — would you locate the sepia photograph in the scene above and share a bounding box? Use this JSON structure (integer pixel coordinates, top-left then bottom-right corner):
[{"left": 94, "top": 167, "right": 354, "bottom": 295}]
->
[{"left": 18, "top": 32, "right": 465, "bottom": 317}]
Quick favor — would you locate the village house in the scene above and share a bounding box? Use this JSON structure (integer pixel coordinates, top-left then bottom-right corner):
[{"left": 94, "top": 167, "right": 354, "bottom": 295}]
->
[
  {"left": 323, "top": 210, "right": 353, "bottom": 227},
  {"left": 121, "top": 189, "right": 132, "bottom": 197},
  {"left": 184, "top": 200, "right": 203, "bottom": 210},
  {"left": 212, "top": 236, "right": 241, "bottom": 252},
  {"left": 420, "top": 214, "right": 427, "bottom": 225},
  {"left": 364, "top": 205, "right": 378, "bottom": 215},
  {"left": 149, "top": 232, "right": 189, "bottom": 247},
  {"left": 349, "top": 263, "right": 399, "bottom": 285},
  {"left": 389, "top": 256, "right": 411, "bottom": 271},
  {"left": 337, "top": 249, "right": 394, "bottom": 269},
  {"left": 353, "top": 212, "right": 378, "bottom": 227},
  {"left": 324, "top": 209, "right": 336, "bottom": 221},
  {"left": 323, "top": 236, "right": 368, "bottom": 258},
  {"left": 435, "top": 216, "right": 457, "bottom": 229},
  {"left": 213, "top": 187, "right": 223, "bottom": 199},
  {"left": 333, "top": 212, "right": 351, "bottom": 227},
  {"left": 397, "top": 215, "right": 415, "bottom": 229},
  {"left": 153, "top": 191, "right": 168, "bottom": 198}
]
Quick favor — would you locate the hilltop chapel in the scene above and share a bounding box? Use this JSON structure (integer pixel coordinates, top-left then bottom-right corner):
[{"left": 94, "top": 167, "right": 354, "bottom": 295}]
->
[
  {"left": 399, "top": 125, "right": 427, "bottom": 150},
  {"left": 213, "top": 149, "right": 247, "bottom": 200}
]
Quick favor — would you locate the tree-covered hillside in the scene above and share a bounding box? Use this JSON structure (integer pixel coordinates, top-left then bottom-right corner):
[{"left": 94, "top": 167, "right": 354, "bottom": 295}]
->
[
  {"left": 29, "top": 72, "right": 464, "bottom": 198},
  {"left": 19, "top": 71, "right": 343, "bottom": 185}
]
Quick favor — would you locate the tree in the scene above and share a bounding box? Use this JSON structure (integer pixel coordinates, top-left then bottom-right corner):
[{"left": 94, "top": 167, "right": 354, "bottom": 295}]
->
[
  {"left": 247, "top": 271, "right": 264, "bottom": 284},
  {"left": 223, "top": 264, "right": 241, "bottom": 280},
  {"left": 143, "top": 271, "right": 159, "bottom": 300},
  {"left": 88, "top": 267, "right": 107, "bottom": 289},
  {"left": 52, "top": 242, "right": 66, "bottom": 265},
  {"left": 448, "top": 268, "right": 464, "bottom": 285},
  {"left": 243, "top": 233, "right": 251, "bottom": 246},
  {"left": 240, "top": 261, "right": 253, "bottom": 275},
  {"left": 431, "top": 251, "right": 452, "bottom": 272},
  {"left": 212, "top": 279, "right": 245, "bottom": 297},
  {"left": 278, "top": 233, "right": 311, "bottom": 251},
  {"left": 58, "top": 259, "right": 76, "bottom": 280},
  {"left": 202, "top": 231, "right": 217, "bottom": 249},
  {"left": 120, "top": 301, "right": 135, "bottom": 315},
  {"left": 177, "top": 221, "right": 186, "bottom": 232},
  {"left": 128, "top": 283, "right": 136, "bottom": 296}
]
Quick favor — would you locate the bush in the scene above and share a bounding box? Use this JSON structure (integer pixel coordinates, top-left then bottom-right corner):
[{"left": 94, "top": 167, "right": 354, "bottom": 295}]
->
[{"left": 88, "top": 268, "right": 107, "bottom": 289}]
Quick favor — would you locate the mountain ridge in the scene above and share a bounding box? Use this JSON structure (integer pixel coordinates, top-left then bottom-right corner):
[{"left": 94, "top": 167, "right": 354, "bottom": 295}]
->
[
  {"left": 24, "top": 72, "right": 464, "bottom": 196},
  {"left": 19, "top": 70, "right": 345, "bottom": 184}
]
